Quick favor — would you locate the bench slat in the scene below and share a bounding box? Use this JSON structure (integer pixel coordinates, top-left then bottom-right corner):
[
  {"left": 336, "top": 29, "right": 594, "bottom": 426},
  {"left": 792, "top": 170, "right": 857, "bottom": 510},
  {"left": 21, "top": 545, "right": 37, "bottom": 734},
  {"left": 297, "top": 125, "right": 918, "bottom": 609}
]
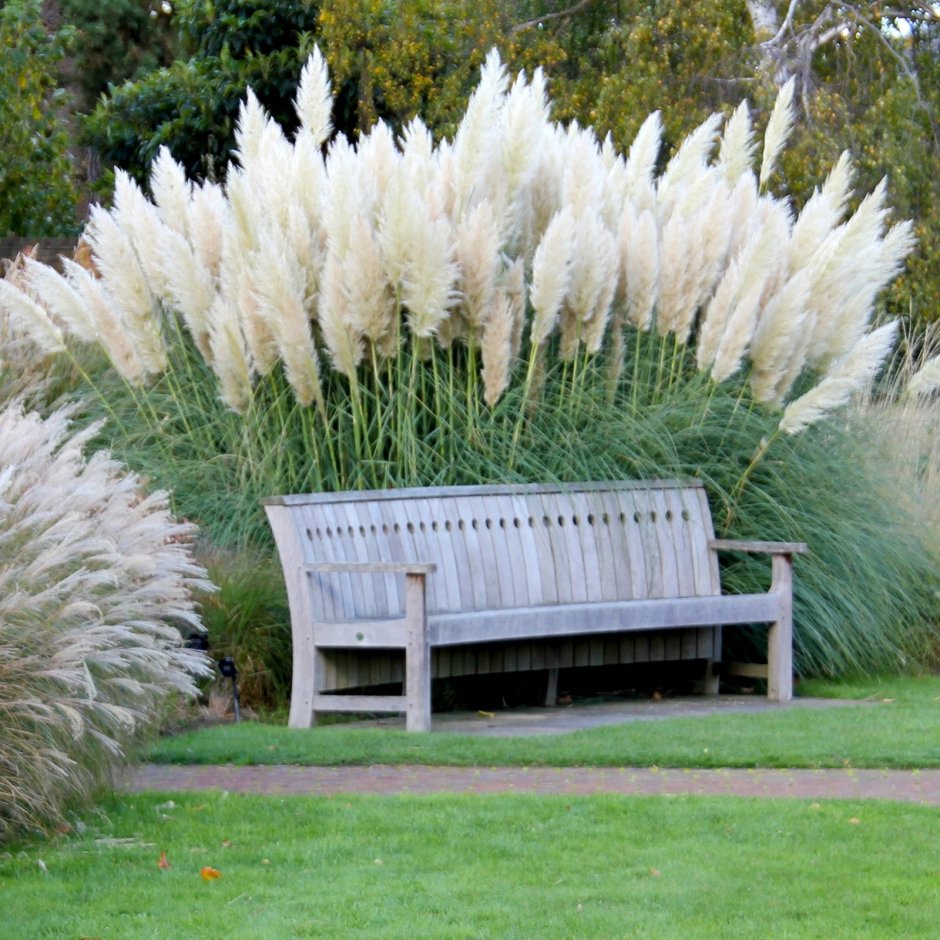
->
[{"left": 426, "top": 592, "right": 781, "bottom": 646}]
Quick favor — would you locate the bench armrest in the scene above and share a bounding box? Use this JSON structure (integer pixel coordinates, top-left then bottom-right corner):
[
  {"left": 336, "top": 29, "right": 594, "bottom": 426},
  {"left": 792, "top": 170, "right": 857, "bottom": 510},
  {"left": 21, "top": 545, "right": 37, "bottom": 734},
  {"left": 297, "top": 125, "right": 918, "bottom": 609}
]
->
[
  {"left": 304, "top": 561, "right": 438, "bottom": 575},
  {"left": 709, "top": 539, "right": 808, "bottom": 556}
]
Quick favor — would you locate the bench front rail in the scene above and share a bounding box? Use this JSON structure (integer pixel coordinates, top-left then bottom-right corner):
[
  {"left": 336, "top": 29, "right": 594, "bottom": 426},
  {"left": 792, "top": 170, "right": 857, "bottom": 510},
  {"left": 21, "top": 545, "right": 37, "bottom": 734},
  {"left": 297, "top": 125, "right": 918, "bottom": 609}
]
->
[{"left": 263, "top": 482, "right": 807, "bottom": 731}]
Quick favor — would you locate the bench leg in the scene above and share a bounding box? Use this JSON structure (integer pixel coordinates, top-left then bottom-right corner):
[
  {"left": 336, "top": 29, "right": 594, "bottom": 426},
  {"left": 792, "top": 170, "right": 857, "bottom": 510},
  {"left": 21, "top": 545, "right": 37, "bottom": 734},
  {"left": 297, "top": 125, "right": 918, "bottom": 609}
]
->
[
  {"left": 768, "top": 554, "right": 794, "bottom": 701},
  {"left": 544, "top": 667, "right": 559, "bottom": 707},
  {"left": 703, "top": 626, "right": 722, "bottom": 694},
  {"left": 405, "top": 572, "right": 431, "bottom": 731}
]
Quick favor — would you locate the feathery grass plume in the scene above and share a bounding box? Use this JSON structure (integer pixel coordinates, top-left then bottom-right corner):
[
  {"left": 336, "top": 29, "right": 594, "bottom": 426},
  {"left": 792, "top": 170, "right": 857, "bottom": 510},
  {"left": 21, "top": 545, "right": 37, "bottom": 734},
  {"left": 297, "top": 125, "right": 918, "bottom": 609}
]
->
[
  {"left": 726, "top": 173, "right": 760, "bottom": 261},
  {"left": 481, "top": 291, "right": 515, "bottom": 406},
  {"left": 706, "top": 203, "right": 789, "bottom": 381},
  {"left": 149, "top": 147, "right": 191, "bottom": 237},
  {"left": 252, "top": 237, "right": 325, "bottom": 409},
  {"left": 619, "top": 207, "right": 659, "bottom": 330},
  {"left": 565, "top": 211, "right": 616, "bottom": 335},
  {"left": 654, "top": 211, "right": 691, "bottom": 336},
  {"left": 452, "top": 49, "right": 507, "bottom": 218},
  {"left": 294, "top": 46, "right": 333, "bottom": 147},
  {"left": 529, "top": 125, "right": 566, "bottom": 243},
  {"left": 623, "top": 111, "right": 662, "bottom": 213},
  {"left": 907, "top": 354, "right": 940, "bottom": 398},
  {"left": 112, "top": 170, "right": 174, "bottom": 299},
  {"left": 758, "top": 77, "right": 796, "bottom": 190},
  {"left": 233, "top": 88, "right": 269, "bottom": 167},
  {"left": 400, "top": 214, "right": 460, "bottom": 341},
  {"left": 657, "top": 113, "right": 722, "bottom": 221},
  {"left": 188, "top": 182, "right": 228, "bottom": 280},
  {"left": 455, "top": 200, "right": 502, "bottom": 333},
  {"left": 789, "top": 151, "right": 854, "bottom": 271},
  {"left": 780, "top": 320, "right": 900, "bottom": 433},
  {"left": 60, "top": 259, "right": 146, "bottom": 382},
  {"left": 688, "top": 179, "right": 734, "bottom": 313},
  {"left": 359, "top": 121, "right": 399, "bottom": 207},
  {"left": 561, "top": 124, "right": 604, "bottom": 219},
  {"left": 22, "top": 259, "right": 97, "bottom": 344},
  {"left": 804, "top": 180, "right": 899, "bottom": 368},
  {"left": 503, "top": 257, "right": 527, "bottom": 359},
  {"left": 206, "top": 295, "right": 253, "bottom": 412},
  {"left": 0, "top": 279, "right": 66, "bottom": 354},
  {"left": 529, "top": 207, "right": 575, "bottom": 346},
  {"left": 316, "top": 250, "right": 355, "bottom": 376},
  {"left": 748, "top": 271, "right": 812, "bottom": 404},
  {"left": 158, "top": 228, "right": 215, "bottom": 361},
  {"left": 716, "top": 100, "right": 755, "bottom": 184},
  {"left": 85, "top": 206, "right": 167, "bottom": 374},
  {"left": 0, "top": 401, "right": 211, "bottom": 839}
]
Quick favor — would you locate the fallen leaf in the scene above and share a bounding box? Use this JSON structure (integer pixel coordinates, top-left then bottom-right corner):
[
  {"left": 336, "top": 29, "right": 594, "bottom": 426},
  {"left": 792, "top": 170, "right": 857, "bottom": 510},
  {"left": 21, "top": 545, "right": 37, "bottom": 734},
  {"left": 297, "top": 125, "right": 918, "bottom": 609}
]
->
[
  {"left": 882, "top": 698, "right": 895, "bottom": 703},
  {"left": 650, "top": 868, "right": 661, "bottom": 877},
  {"left": 37, "top": 859, "right": 48, "bottom": 874},
  {"left": 373, "top": 858, "right": 384, "bottom": 865},
  {"left": 200, "top": 866, "right": 222, "bottom": 880},
  {"left": 261, "top": 858, "right": 271, "bottom": 866},
  {"left": 222, "top": 840, "right": 232, "bottom": 848},
  {"left": 477, "top": 710, "right": 495, "bottom": 718},
  {"left": 849, "top": 817, "right": 861, "bottom": 825},
  {"left": 809, "top": 803, "right": 821, "bottom": 811},
  {"left": 158, "top": 851, "right": 170, "bottom": 870}
]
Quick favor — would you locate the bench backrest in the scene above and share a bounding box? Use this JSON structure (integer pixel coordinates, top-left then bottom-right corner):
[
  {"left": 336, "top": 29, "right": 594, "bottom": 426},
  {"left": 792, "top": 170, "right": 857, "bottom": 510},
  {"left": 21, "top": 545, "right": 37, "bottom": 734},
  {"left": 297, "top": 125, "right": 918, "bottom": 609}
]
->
[{"left": 263, "top": 481, "right": 721, "bottom": 623}]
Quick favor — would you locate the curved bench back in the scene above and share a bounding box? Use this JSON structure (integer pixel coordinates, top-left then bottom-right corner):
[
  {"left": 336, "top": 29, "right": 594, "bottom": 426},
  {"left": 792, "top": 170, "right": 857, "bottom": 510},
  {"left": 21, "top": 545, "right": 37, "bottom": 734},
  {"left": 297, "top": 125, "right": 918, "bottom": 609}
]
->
[{"left": 264, "top": 481, "right": 721, "bottom": 624}]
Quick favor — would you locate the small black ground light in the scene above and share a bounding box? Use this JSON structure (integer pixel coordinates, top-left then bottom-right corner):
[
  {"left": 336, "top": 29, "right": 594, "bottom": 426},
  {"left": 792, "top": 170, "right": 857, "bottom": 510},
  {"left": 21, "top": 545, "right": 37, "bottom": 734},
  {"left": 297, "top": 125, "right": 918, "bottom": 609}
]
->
[{"left": 217, "top": 656, "right": 241, "bottom": 722}]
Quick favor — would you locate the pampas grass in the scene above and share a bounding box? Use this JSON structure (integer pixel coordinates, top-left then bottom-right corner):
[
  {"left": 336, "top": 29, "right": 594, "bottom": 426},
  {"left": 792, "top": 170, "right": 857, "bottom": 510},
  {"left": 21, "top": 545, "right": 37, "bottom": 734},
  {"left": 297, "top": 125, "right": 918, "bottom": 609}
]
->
[
  {"left": 5, "top": 50, "right": 934, "bottom": 683},
  {"left": 0, "top": 401, "right": 211, "bottom": 840}
]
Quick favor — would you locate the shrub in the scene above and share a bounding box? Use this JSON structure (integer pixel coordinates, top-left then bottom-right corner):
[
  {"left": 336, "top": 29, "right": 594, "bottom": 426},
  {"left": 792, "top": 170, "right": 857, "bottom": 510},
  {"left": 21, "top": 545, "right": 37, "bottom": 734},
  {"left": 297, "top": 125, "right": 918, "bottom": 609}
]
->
[
  {"left": 0, "top": 401, "right": 211, "bottom": 840},
  {"left": 2, "top": 50, "right": 937, "bottom": 678}
]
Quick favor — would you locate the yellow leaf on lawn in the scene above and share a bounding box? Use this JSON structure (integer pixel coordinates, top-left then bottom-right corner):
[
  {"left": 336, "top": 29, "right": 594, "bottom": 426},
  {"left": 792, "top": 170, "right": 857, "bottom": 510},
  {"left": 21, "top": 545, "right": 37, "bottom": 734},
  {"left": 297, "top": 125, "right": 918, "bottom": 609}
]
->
[{"left": 200, "top": 866, "right": 222, "bottom": 880}]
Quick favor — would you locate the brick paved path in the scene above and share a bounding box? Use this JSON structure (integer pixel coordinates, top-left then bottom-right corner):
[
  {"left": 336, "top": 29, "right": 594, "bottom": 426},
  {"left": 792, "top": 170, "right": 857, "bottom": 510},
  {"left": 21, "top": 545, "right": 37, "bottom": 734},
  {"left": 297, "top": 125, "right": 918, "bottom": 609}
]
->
[{"left": 125, "top": 764, "right": 940, "bottom": 805}]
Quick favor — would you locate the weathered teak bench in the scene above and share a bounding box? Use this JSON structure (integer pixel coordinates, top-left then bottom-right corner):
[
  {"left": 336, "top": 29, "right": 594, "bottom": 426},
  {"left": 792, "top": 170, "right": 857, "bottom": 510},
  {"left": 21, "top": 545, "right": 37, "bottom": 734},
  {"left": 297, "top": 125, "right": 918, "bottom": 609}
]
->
[{"left": 263, "top": 481, "right": 806, "bottom": 731}]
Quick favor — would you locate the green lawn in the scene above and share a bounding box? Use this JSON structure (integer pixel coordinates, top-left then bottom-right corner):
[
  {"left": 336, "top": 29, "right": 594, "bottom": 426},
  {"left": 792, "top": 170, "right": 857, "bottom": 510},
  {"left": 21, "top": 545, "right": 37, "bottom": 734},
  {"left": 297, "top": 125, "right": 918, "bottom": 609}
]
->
[
  {"left": 3, "top": 791, "right": 939, "bottom": 939},
  {"left": 148, "top": 675, "right": 940, "bottom": 769}
]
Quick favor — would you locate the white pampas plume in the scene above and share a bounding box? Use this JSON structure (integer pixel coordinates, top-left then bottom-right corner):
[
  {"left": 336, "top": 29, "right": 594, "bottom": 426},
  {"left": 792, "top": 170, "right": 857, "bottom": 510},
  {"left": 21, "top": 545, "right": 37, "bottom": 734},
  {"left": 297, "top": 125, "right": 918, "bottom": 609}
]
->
[
  {"left": 906, "top": 355, "right": 940, "bottom": 398},
  {"left": 112, "top": 170, "right": 173, "bottom": 297},
  {"left": 62, "top": 260, "right": 146, "bottom": 383},
  {"left": 295, "top": 46, "right": 333, "bottom": 147},
  {"left": 481, "top": 291, "right": 515, "bottom": 406},
  {"left": 748, "top": 271, "right": 812, "bottom": 404},
  {"left": 85, "top": 206, "right": 167, "bottom": 374},
  {"left": 205, "top": 296, "right": 253, "bottom": 412},
  {"left": 788, "top": 151, "right": 855, "bottom": 272},
  {"left": 529, "top": 207, "right": 575, "bottom": 346},
  {"left": 619, "top": 207, "right": 659, "bottom": 330},
  {"left": 233, "top": 87, "right": 269, "bottom": 167},
  {"left": 252, "top": 239, "right": 324, "bottom": 409},
  {"left": 0, "top": 279, "right": 65, "bottom": 353},
  {"left": 455, "top": 200, "right": 502, "bottom": 333},
  {"left": 359, "top": 121, "right": 399, "bottom": 206},
  {"left": 451, "top": 49, "right": 507, "bottom": 217},
  {"left": 401, "top": 216, "right": 460, "bottom": 340},
  {"left": 149, "top": 147, "right": 191, "bottom": 237},
  {"left": 561, "top": 124, "right": 604, "bottom": 218},
  {"left": 654, "top": 211, "right": 692, "bottom": 336},
  {"left": 188, "top": 181, "right": 228, "bottom": 280},
  {"left": 717, "top": 100, "right": 756, "bottom": 184},
  {"left": 624, "top": 111, "right": 662, "bottom": 211},
  {"left": 340, "top": 215, "right": 395, "bottom": 353},
  {"left": 23, "top": 259, "right": 97, "bottom": 343},
  {"left": 503, "top": 257, "right": 527, "bottom": 358},
  {"left": 158, "top": 228, "right": 215, "bottom": 361},
  {"left": 779, "top": 320, "right": 899, "bottom": 433},
  {"left": 317, "top": 249, "right": 363, "bottom": 378},
  {"left": 501, "top": 67, "right": 549, "bottom": 196},
  {"left": 758, "top": 77, "right": 795, "bottom": 190},
  {"left": 657, "top": 113, "right": 722, "bottom": 218}
]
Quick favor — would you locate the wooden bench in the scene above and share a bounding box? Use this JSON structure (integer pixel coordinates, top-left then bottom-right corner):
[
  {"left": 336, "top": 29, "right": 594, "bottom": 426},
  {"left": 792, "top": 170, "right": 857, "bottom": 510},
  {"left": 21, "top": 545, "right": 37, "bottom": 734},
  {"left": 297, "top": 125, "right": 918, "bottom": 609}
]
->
[{"left": 263, "top": 481, "right": 806, "bottom": 731}]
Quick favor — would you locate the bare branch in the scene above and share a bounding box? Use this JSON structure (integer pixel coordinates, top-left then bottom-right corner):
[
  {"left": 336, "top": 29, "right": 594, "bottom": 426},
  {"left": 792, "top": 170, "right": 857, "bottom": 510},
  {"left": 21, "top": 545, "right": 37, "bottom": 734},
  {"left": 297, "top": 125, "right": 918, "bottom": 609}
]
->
[{"left": 511, "top": 0, "right": 598, "bottom": 34}]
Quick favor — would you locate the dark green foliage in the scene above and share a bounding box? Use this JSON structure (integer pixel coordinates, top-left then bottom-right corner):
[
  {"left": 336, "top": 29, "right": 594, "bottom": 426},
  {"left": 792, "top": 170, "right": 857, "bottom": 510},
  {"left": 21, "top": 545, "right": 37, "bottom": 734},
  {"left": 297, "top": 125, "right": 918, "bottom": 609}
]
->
[
  {"left": 58, "top": 0, "right": 178, "bottom": 111},
  {"left": 85, "top": 0, "right": 320, "bottom": 183},
  {"left": 0, "top": 0, "right": 79, "bottom": 235}
]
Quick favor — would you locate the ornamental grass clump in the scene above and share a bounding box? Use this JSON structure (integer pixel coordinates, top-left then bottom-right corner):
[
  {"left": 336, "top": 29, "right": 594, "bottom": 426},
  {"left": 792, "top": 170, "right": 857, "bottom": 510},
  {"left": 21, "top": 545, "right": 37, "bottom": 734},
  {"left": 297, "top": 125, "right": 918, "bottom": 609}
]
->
[
  {"left": 0, "top": 401, "right": 211, "bottom": 840},
  {"left": 0, "top": 49, "right": 935, "bottom": 676}
]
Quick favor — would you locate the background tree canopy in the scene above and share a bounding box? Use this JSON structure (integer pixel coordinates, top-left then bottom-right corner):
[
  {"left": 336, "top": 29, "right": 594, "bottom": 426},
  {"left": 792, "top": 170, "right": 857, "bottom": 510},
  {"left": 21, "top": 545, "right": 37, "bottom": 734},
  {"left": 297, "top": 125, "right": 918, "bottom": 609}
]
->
[{"left": 4, "top": 0, "right": 938, "bottom": 322}]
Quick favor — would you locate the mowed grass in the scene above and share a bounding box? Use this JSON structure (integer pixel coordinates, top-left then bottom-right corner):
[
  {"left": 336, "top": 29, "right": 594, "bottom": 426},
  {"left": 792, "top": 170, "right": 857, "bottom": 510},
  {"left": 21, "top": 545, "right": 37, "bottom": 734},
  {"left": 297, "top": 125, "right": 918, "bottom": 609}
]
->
[
  {"left": 149, "top": 675, "right": 940, "bottom": 769},
  {"left": 3, "top": 791, "right": 940, "bottom": 939}
]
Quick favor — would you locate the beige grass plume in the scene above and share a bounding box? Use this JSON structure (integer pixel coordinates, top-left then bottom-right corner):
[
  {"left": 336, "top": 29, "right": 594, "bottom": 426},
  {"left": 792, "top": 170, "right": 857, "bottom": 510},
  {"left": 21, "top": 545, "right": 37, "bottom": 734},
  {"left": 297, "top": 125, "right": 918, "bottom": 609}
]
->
[
  {"left": 529, "top": 207, "right": 575, "bottom": 347},
  {"left": 295, "top": 46, "right": 333, "bottom": 147},
  {"left": 779, "top": 320, "right": 899, "bottom": 434},
  {"left": 758, "top": 78, "right": 795, "bottom": 190},
  {"left": 717, "top": 100, "right": 756, "bottom": 185},
  {"left": 481, "top": 291, "right": 515, "bottom": 406}
]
